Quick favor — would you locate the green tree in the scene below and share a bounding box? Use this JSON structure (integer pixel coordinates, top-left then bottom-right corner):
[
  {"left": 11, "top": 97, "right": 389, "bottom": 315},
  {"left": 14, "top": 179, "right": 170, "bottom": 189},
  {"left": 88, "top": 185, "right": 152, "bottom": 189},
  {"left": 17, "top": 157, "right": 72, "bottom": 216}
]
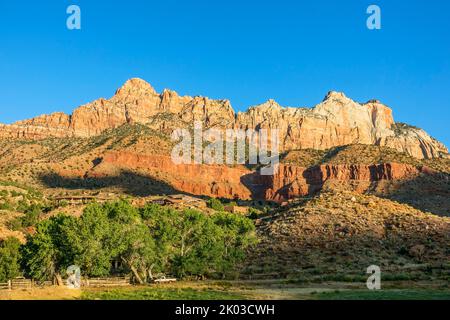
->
[
  {"left": 66, "top": 203, "right": 113, "bottom": 277},
  {"left": 20, "top": 200, "right": 257, "bottom": 283},
  {"left": 142, "top": 205, "right": 183, "bottom": 276},
  {"left": 170, "top": 209, "right": 222, "bottom": 278},
  {"left": 139, "top": 203, "right": 164, "bottom": 220},
  {"left": 105, "top": 200, "right": 156, "bottom": 284},
  {"left": 0, "top": 237, "right": 22, "bottom": 282},
  {"left": 143, "top": 205, "right": 223, "bottom": 278},
  {"left": 21, "top": 214, "right": 76, "bottom": 281},
  {"left": 212, "top": 212, "right": 258, "bottom": 277}
]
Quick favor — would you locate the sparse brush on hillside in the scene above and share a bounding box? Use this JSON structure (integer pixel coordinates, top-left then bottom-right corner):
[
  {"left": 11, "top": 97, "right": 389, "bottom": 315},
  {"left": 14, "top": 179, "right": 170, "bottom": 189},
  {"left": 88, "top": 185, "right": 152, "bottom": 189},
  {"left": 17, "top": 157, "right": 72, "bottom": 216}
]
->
[
  {"left": 281, "top": 144, "right": 450, "bottom": 173},
  {"left": 392, "top": 123, "right": 420, "bottom": 135},
  {"left": 0, "top": 124, "right": 173, "bottom": 169},
  {"left": 46, "top": 124, "right": 173, "bottom": 161},
  {"left": 0, "top": 180, "right": 43, "bottom": 199},
  {"left": 0, "top": 181, "right": 51, "bottom": 238}
]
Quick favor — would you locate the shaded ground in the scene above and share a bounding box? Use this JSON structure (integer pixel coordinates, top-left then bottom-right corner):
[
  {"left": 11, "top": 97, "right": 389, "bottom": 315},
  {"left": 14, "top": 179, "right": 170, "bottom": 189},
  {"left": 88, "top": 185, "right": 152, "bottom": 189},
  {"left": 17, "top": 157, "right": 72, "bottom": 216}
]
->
[
  {"left": 379, "top": 173, "right": 450, "bottom": 217},
  {"left": 39, "top": 170, "right": 180, "bottom": 197}
]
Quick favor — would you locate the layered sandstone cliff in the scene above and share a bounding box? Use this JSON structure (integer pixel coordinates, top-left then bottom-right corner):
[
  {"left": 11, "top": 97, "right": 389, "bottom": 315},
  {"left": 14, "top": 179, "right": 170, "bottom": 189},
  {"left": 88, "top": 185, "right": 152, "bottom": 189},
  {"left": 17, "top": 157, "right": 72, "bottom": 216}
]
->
[
  {"left": 88, "top": 151, "right": 253, "bottom": 200},
  {"left": 253, "top": 162, "right": 432, "bottom": 202},
  {"left": 87, "top": 151, "right": 442, "bottom": 206},
  {"left": 0, "top": 78, "right": 447, "bottom": 159}
]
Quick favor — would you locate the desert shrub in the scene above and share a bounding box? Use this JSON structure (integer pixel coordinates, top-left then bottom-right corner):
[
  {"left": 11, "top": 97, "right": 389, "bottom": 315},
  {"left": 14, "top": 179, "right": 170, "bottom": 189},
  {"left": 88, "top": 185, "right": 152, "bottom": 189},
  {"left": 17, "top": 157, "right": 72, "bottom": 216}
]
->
[
  {"left": 0, "top": 201, "right": 13, "bottom": 211},
  {"left": 247, "top": 207, "right": 260, "bottom": 219},
  {"left": 21, "top": 204, "right": 43, "bottom": 228},
  {"left": 207, "top": 198, "right": 225, "bottom": 211},
  {"left": 57, "top": 200, "right": 69, "bottom": 208},
  {"left": 16, "top": 199, "right": 29, "bottom": 212},
  {"left": 7, "top": 218, "right": 23, "bottom": 231},
  {"left": 10, "top": 190, "right": 21, "bottom": 198}
]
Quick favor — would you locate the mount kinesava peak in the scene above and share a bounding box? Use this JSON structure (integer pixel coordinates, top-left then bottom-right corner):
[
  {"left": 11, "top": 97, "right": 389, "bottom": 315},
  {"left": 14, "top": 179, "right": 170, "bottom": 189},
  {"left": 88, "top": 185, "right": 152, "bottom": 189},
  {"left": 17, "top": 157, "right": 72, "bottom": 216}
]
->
[{"left": 0, "top": 78, "right": 447, "bottom": 159}]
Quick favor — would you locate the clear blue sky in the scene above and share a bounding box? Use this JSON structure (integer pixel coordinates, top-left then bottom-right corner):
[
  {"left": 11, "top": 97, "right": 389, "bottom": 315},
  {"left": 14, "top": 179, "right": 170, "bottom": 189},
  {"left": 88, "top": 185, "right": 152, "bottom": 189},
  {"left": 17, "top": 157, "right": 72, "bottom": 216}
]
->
[{"left": 1, "top": 0, "right": 449, "bottom": 146}]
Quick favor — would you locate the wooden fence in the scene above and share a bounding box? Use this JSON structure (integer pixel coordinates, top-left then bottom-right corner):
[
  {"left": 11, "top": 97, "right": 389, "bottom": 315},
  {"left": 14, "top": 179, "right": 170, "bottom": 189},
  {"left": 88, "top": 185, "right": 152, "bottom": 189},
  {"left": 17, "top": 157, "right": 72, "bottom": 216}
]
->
[
  {"left": 0, "top": 281, "right": 11, "bottom": 290},
  {"left": 83, "top": 277, "right": 131, "bottom": 288},
  {"left": 0, "top": 277, "right": 131, "bottom": 291},
  {"left": 0, "top": 279, "right": 33, "bottom": 290},
  {"left": 10, "top": 278, "right": 33, "bottom": 290}
]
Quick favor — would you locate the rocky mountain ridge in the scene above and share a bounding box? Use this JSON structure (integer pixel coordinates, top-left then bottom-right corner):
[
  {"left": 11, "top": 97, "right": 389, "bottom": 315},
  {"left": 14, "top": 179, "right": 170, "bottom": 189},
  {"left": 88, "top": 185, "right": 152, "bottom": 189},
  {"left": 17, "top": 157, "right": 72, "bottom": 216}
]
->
[{"left": 0, "top": 78, "right": 447, "bottom": 159}]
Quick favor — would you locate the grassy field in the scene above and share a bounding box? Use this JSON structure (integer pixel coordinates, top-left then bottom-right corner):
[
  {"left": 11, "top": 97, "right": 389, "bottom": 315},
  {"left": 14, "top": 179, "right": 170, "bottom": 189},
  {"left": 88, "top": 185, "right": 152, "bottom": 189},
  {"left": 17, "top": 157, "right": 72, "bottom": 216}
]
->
[
  {"left": 1, "top": 281, "right": 449, "bottom": 300},
  {"left": 80, "top": 281, "right": 450, "bottom": 301},
  {"left": 81, "top": 286, "right": 247, "bottom": 300},
  {"left": 315, "top": 289, "right": 450, "bottom": 300}
]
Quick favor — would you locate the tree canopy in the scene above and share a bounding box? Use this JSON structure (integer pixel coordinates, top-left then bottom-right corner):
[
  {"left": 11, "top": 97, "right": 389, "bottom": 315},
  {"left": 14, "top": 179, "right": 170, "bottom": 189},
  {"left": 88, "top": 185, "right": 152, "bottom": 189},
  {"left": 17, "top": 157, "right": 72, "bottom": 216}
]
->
[{"left": 17, "top": 200, "right": 256, "bottom": 283}]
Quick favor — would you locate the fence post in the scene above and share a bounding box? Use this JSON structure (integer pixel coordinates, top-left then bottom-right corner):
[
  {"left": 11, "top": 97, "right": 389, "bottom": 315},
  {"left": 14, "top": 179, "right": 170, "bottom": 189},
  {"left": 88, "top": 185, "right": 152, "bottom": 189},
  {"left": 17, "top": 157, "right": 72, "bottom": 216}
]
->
[{"left": 8, "top": 280, "right": 11, "bottom": 291}]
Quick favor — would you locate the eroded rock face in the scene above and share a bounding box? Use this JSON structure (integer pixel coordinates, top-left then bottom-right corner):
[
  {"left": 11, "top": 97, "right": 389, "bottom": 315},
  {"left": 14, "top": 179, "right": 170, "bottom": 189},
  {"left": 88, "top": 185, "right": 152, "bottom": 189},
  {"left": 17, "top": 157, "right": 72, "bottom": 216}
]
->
[
  {"left": 90, "top": 151, "right": 253, "bottom": 200},
  {"left": 236, "top": 92, "right": 447, "bottom": 159},
  {"left": 254, "top": 163, "right": 430, "bottom": 203},
  {"left": 89, "top": 151, "right": 436, "bottom": 204},
  {"left": 0, "top": 78, "right": 447, "bottom": 159}
]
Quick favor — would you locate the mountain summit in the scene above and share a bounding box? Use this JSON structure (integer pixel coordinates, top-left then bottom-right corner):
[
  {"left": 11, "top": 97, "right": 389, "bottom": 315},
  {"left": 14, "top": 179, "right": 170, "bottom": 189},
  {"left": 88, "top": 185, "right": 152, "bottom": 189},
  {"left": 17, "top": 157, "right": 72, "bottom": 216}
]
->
[{"left": 0, "top": 78, "right": 447, "bottom": 159}]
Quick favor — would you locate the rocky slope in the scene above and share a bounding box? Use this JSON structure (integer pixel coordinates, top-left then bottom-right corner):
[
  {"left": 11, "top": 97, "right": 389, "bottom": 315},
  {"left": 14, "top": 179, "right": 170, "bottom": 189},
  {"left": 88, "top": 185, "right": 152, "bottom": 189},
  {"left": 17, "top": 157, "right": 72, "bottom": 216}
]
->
[
  {"left": 0, "top": 78, "right": 447, "bottom": 159},
  {"left": 244, "top": 191, "right": 450, "bottom": 279}
]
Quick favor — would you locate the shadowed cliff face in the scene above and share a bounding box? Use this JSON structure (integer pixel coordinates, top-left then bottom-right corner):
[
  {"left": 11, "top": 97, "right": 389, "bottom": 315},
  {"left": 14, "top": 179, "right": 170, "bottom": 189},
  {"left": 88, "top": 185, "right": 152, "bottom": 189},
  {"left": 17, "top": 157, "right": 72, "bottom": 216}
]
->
[
  {"left": 90, "top": 152, "right": 254, "bottom": 200},
  {"left": 35, "top": 148, "right": 448, "bottom": 216},
  {"left": 93, "top": 153, "right": 426, "bottom": 203},
  {"left": 0, "top": 78, "right": 447, "bottom": 159}
]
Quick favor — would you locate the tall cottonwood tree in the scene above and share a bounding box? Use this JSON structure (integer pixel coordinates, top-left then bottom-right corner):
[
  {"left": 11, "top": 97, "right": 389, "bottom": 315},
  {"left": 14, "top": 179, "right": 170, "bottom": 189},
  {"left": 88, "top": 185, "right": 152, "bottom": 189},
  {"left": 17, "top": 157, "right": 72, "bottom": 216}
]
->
[
  {"left": 22, "top": 215, "right": 76, "bottom": 282},
  {"left": 0, "top": 237, "right": 22, "bottom": 282}
]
